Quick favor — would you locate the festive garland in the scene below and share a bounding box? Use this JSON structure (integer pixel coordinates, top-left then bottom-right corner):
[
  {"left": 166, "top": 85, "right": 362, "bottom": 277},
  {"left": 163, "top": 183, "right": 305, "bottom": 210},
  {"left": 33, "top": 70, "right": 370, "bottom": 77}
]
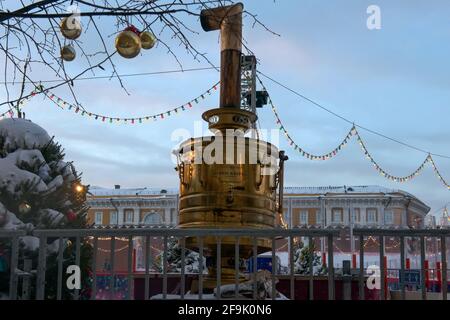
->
[
  {"left": 257, "top": 78, "right": 450, "bottom": 191},
  {"left": 0, "top": 87, "right": 41, "bottom": 118},
  {"left": 1, "top": 82, "right": 219, "bottom": 124}
]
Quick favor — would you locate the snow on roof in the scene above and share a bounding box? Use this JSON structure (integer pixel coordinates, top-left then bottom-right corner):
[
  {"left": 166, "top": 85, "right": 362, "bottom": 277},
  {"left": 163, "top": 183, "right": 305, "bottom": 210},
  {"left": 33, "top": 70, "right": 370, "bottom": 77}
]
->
[
  {"left": 89, "top": 185, "right": 412, "bottom": 198},
  {"left": 89, "top": 187, "right": 178, "bottom": 197},
  {"left": 0, "top": 118, "right": 51, "bottom": 151},
  {"left": 283, "top": 185, "right": 413, "bottom": 196}
]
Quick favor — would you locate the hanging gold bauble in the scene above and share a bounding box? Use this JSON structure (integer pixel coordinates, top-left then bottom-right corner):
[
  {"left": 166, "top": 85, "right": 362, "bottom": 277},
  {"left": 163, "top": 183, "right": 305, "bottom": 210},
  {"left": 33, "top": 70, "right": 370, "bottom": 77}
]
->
[
  {"left": 115, "top": 30, "right": 141, "bottom": 59},
  {"left": 140, "top": 31, "right": 156, "bottom": 50},
  {"left": 60, "top": 17, "right": 82, "bottom": 40},
  {"left": 18, "top": 202, "right": 31, "bottom": 214},
  {"left": 61, "top": 45, "right": 76, "bottom": 62}
]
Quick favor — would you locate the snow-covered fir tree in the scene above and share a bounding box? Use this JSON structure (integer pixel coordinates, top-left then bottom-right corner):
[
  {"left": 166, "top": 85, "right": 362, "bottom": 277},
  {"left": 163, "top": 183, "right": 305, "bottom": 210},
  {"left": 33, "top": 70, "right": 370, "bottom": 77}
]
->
[
  {"left": 0, "top": 118, "right": 92, "bottom": 299},
  {"left": 293, "top": 241, "right": 327, "bottom": 276},
  {"left": 154, "top": 238, "right": 207, "bottom": 274}
]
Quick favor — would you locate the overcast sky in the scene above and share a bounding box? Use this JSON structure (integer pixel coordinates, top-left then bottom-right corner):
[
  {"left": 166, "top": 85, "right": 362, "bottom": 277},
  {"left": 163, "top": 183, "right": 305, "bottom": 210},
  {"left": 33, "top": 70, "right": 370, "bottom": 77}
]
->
[{"left": 2, "top": 0, "right": 450, "bottom": 217}]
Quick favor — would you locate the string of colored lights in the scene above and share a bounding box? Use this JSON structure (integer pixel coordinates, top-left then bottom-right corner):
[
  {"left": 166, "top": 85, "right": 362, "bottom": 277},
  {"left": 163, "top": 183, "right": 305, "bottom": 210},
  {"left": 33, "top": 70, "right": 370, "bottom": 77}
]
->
[
  {"left": 46, "top": 82, "right": 218, "bottom": 124},
  {"left": 0, "top": 87, "right": 40, "bottom": 118},
  {"left": 1, "top": 82, "right": 219, "bottom": 124},
  {"left": 258, "top": 78, "right": 450, "bottom": 191}
]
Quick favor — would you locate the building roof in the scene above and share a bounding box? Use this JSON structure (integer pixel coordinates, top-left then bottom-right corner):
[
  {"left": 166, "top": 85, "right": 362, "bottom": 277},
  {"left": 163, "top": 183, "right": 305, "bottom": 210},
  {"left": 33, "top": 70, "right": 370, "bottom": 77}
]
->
[
  {"left": 90, "top": 185, "right": 415, "bottom": 198},
  {"left": 89, "top": 186, "right": 178, "bottom": 197},
  {"left": 283, "top": 185, "right": 414, "bottom": 196},
  {"left": 88, "top": 185, "right": 430, "bottom": 214}
]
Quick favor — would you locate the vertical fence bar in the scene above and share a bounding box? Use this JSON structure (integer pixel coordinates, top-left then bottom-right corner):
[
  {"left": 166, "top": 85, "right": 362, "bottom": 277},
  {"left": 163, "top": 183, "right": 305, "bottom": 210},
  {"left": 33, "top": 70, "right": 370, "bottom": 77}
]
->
[
  {"left": 400, "top": 236, "right": 405, "bottom": 300},
  {"left": 163, "top": 236, "right": 168, "bottom": 299},
  {"left": 289, "top": 236, "right": 295, "bottom": 300},
  {"left": 271, "top": 237, "right": 276, "bottom": 300},
  {"left": 8, "top": 235, "right": 19, "bottom": 300},
  {"left": 180, "top": 237, "right": 186, "bottom": 300},
  {"left": 253, "top": 236, "right": 258, "bottom": 300},
  {"left": 359, "top": 235, "right": 365, "bottom": 300},
  {"left": 91, "top": 237, "right": 98, "bottom": 300},
  {"left": 145, "top": 235, "right": 150, "bottom": 300},
  {"left": 308, "top": 236, "right": 314, "bottom": 300},
  {"left": 216, "top": 237, "right": 221, "bottom": 300},
  {"left": 36, "top": 235, "right": 47, "bottom": 300},
  {"left": 327, "top": 235, "right": 334, "bottom": 300},
  {"left": 109, "top": 236, "right": 115, "bottom": 300},
  {"left": 56, "top": 237, "right": 64, "bottom": 300},
  {"left": 379, "top": 235, "right": 385, "bottom": 300},
  {"left": 234, "top": 237, "right": 239, "bottom": 298},
  {"left": 441, "top": 236, "right": 447, "bottom": 301},
  {"left": 74, "top": 236, "right": 81, "bottom": 300},
  {"left": 21, "top": 259, "right": 31, "bottom": 300},
  {"left": 127, "top": 236, "right": 133, "bottom": 300},
  {"left": 198, "top": 237, "right": 204, "bottom": 300},
  {"left": 420, "top": 236, "right": 427, "bottom": 300}
]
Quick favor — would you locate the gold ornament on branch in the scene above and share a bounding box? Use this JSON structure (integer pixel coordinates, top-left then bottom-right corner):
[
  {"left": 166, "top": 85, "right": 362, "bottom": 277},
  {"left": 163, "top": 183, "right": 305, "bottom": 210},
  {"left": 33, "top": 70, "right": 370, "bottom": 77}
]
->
[
  {"left": 115, "top": 26, "right": 141, "bottom": 59},
  {"left": 61, "top": 45, "right": 76, "bottom": 62},
  {"left": 18, "top": 202, "right": 31, "bottom": 214},
  {"left": 60, "top": 17, "right": 82, "bottom": 40},
  {"left": 140, "top": 31, "right": 156, "bottom": 50}
]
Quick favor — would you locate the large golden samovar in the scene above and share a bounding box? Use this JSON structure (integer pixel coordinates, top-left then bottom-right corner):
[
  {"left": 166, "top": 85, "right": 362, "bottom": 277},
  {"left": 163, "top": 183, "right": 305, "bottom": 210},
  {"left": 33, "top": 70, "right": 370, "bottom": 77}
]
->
[{"left": 174, "top": 3, "right": 287, "bottom": 289}]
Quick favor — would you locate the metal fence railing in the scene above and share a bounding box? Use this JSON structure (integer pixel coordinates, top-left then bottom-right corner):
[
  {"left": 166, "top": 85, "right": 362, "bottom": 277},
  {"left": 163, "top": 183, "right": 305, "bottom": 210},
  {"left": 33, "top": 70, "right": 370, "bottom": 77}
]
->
[
  {"left": 1, "top": 227, "right": 449, "bottom": 300},
  {"left": 0, "top": 230, "right": 25, "bottom": 300},
  {"left": 32, "top": 228, "right": 340, "bottom": 300},
  {"left": 353, "top": 228, "right": 449, "bottom": 301}
]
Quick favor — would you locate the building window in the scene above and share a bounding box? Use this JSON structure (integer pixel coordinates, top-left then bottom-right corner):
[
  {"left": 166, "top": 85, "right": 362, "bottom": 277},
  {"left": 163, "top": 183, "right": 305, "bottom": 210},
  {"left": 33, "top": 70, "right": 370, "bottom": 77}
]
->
[
  {"left": 367, "top": 208, "right": 378, "bottom": 224},
  {"left": 332, "top": 208, "right": 343, "bottom": 223},
  {"left": 170, "top": 209, "right": 176, "bottom": 224},
  {"left": 110, "top": 211, "right": 118, "bottom": 225},
  {"left": 95, "top": 212, "right": 103, "bottom": 225},
  {"left": 144, "top": 212, "right": 162, "bottom": 225},
  {"left": 316, "top": 211, "right": 322, "bottom": 224},
  {"left": 352, "top": 208, "right": 361, "bottom": 223},
  {"left": 124, "top": 209, "right": 134, "bottom": 224},
  {"left": 299, "top": 210, "right": 308, "bottom": 225},
  {"left": 385, "top": 210, "right": 393, "bottom": 224}
]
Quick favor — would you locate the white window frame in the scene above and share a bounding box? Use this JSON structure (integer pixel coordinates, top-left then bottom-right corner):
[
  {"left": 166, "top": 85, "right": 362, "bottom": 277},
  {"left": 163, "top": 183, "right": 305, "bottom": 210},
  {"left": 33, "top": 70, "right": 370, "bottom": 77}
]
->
[
  {"left": 110, "top": 211, "right": 118, "bottom": 225},
  {"left": 367, "top": 208, "right": 378, "bottom": 224},
  {"left": 316, "top": 211, "right": 322, "bottom": 224},
  {"left": 332, "top": 208, "right": 343, "bottom": 224},
  {"left": 384, "top": 210, "right": 394, "bottom": 225},
  {"left": 299, "top": 210, "right": 308, "bottom": 225},
  {"left": 125, "top": 209, "right": 134, "bottom": 224},
  {"left": 170, "top": 209, "right": 176, "bottom": 224},
  {"left": 352, "top": 208, "right": 361, "bottom": 223},
  {"left": 144, "top": 212, "right": 162, "bottom": 225},
  {"left": 95, "top": 212, "right": 103, "bottom": 225}
]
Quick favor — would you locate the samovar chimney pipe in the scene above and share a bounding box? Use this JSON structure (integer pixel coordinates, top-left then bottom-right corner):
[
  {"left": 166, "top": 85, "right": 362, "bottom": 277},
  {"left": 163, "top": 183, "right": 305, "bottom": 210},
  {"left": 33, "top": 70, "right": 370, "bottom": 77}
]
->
[{"left": 200, "top": 3, "right": 243, "bottom": 109}]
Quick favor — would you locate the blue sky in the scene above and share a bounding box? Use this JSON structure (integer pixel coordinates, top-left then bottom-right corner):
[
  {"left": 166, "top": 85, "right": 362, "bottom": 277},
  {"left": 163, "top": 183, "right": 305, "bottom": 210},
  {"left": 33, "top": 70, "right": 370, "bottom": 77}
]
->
[{"left": 2, "top": 0, "right": 450, "bottom": 217}]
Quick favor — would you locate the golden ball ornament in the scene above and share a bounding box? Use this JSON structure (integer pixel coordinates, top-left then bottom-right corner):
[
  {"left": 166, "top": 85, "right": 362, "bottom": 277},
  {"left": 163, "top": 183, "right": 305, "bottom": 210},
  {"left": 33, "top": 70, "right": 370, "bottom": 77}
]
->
[
  {"left": 115, "top": 30, "right": 141, "bottom": 59},
  {"left": 140, "top": 31, "right": 156, "bottom": 50},
  {"left": 60, "top": 17, "right": 82, "bottom": 40},
  {"left": 61, "top": 45, "right": 76, "bottom": 62},
  {"left": 18, "top": 202, "right": 31, "bottom": 214}
]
